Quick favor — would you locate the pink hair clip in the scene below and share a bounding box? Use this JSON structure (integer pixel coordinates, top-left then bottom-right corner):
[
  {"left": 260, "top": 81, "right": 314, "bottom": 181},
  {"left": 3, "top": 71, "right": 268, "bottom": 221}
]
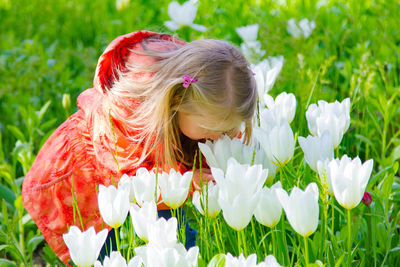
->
[{"left": 182, "top": 75, "right": 198, "bottom": 88}]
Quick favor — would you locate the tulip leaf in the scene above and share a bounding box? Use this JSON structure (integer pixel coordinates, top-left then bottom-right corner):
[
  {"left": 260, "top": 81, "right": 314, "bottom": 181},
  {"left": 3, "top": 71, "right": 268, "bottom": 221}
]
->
[
  {"left": 0, "top": 259, "right": 17, "bottom": 267},
  {"left": 27, "top": 236, "right": 45, "bottom": 254},
  {"left": 207, "top": 253, "right": 225, "bottom": 267},
  {"left": 6, "top": 125, "right": 26, "bottom": 143},
  {"left": 381, "top": 172, "right": 394, "bottom": 200}
]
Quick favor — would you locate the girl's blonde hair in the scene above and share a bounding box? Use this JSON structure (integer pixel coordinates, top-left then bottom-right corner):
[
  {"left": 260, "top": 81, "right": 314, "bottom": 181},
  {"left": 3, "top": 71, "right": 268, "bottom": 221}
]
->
[{"left": 97, "top": 34, "right": 256, "bottom": 170}]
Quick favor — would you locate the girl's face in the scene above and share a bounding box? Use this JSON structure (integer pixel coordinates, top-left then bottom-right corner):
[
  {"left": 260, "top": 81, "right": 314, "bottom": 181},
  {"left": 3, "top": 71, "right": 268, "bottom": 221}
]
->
[{"left": 177, "top": 112, "right": 238, "bottom": 141}]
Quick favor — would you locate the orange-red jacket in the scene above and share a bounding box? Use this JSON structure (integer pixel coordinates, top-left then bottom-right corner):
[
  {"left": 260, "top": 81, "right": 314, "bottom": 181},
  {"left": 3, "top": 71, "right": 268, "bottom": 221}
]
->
[{"left": 22, "top": 31, "right": 186, "bottom": 265}]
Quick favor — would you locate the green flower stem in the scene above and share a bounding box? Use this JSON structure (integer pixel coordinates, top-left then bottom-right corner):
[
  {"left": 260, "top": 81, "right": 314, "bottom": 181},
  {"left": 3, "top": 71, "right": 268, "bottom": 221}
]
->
[
  {"left": 280, "top": 218, "right": 289, "bottom": 266},
  {"left": 304, "top": 236, "right": 309, "bottom": 267},
  {"left": 271, "top": 227, "right": 277, "bottom": 257},
  {"left": 237, "top": 230, "right": 242, "bottom": 255},
  {"left": 366, "top": 206, "right": 372, "bottom": 264},
  {"left": 216, "top": 217, "right": 225, "bottom": 252},
  {"left": 331, "top": 199, "right": 335, "bottom": 235},
  {"left": 115, "top": 227, "right": 120, "bottom": 252},
  {"left": 250, "top": 219, "right": 259, "bottom": 257},
  {"left": 347, "top": 209, "right": 352, "bottom": 266},
  {"left": 212, "top": 220, "right": 222, "bottom": 253},
  {"left": 240, "top": 229, "right": 248, "bottom": 257}
]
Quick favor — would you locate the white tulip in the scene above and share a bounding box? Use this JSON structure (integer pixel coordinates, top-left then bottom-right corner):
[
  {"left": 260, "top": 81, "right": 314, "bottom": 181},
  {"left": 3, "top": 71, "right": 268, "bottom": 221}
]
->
[
  {"left": 130, "top": 201, "right": 157, "bottom": 242},
  {"left": 225, "top": 253, "right": 257, "bottom": 267},
  {"left": 276, "top": 183, "right": 319, "bottom": 237},
  {"left": 148, "top": 217, "right": 178, "bottom": 248},
  {"left": 252, "top": 56, "right": 284, "bottom": 96},
  {"left": 287, "top": 18, "right": 316, "bottom": 38},
  {"left": 135, "top": 243, "right": 199, "bottom": 267},
  {"left": 298, "top": 18, "right": 316, "bottom": 38},
  {"left": 259, "top": 255, "right": 283, "bottom": 267},
  {"left": 254, "top": 182, "right": 282, "bottom": 228},
  {"left": 263, "top": 92, "right": 296, "bottom": 123},
  {"left": 94, "top": 251, "right": 127, "bottom": 267},
  {"left": 192, "top": 181, "right": 221, "bottom": 218},
  {"left": 128, "top": 256, "right": 144, "bottom": 267},
  {"left": 298, "top": 131, "right": 334, "bottom": 171},
  {"left": 305, "top": 98, "right": 351, "bottom": 148},
  {"left": 254, "top": 120, "right": 295, "bottom": 166},
  {"left": 118, "top": 174, "right": 135, "bottom": 203},
  {"left": 158, "top": 169, "right": 193, "bottom": 209},
  {"left": 240, "top": 41, "right": 266, "bottom": 61},
  {"left": 236, "top": 24, "right": 259, "bottom": 43},
  {"left": 164, "top": 1, "right": 206, "bottom": 32},
  {"left": 212, "top": 158, "right": 267, "bottom": 230},
  {"left": 63, "top": 226, "right": 108, "bottom": 267},
  {"left": 198, "top": 136, "right": 276, "bottom": 179},
  {"left": 98, "top": 184, "right": 130, "bottom": 228},
  {"left": 326, "top": 155, "right": 373, "bottom": 210},
  {"left": 116, "top": 0, "right": 129, "bottom": 11},
  {"left": 132, "top": 167, "right": 160, "bottom": 206}
]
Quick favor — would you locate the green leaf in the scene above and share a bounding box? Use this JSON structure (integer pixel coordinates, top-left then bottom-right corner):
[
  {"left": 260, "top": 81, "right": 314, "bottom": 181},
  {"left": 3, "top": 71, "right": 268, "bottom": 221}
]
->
[
  {"left": 0, "top": 184, "right": 16, "bottom": 209},
  {"left": 36, "top": 100, "right": 51, "bottom": 122},
  {"left": 6, "top": 125, "right": 26, "bottom": 143},
  {"left": 207, "top": 253, "right": 225, "bottom": 267},
  {"left": 0, "top": 259, "right": 17, "bottom": 267},
  {"left": 27, "top": 235, "right": 44, "bottom": 254},
  {"left": 381, "top": 172, "right": 394, "bottom": 199},
  {"left": 334, "top": 254, "right": 345, "bottom": 267}
]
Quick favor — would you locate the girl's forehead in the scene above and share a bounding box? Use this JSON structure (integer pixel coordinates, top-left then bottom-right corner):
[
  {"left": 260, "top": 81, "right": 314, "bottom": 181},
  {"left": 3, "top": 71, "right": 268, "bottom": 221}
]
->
[{"left": 191, "top": 113, "right": 241, "bottom": 131}]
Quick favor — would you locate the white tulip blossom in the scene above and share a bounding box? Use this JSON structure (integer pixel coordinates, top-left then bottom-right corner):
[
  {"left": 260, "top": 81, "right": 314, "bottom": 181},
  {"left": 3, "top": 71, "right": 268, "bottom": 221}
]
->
[
  {"left": 263, "top": 92, "right": 296, "bottom": 123},
  {"left": 212, "top": 158, "right": 268, "bottom": 230},
  {"left": 235, "top": 24, "right": 265, "bottom": 60},
  {"left": 98, "top": 184, "right": 130, "bottom": 228},
  {"left": 326, "top": 155, "right": 373, "bottom": 210},
  {"left": 158, "top": 169, "right": 193, "bottom": 209},
  {"left": 118, "top": 174, "right": 135, "bottom": 203},
  {"left": 94, "top": 251, "right": 127, "bottom": 267},
  {"left": 298, "top": 130, "right": 334, "bottom": 171},
  {"left": 116, "top": 0, "right": 129, "bottom": 11},
  {"left": 225, "top": 253, "right": 257, "bottom": 267},
  {"left": 252, "top": 56, "right": 284, "bottom": 97},
  {"left": 164, "top": 1, "right": 206, "bottom": 32},
  {"left": 192, "top": 181, "right": 221, "bottom": 218},
  {"left": 132, "top": 167, "right": 160, "bottom": 206},
  {"left": 306, "top": 98, "right": 351, "bottom": 148},
  {"left": 198, "top": 135, "right": 276, "bottom": 179},
  {"left": 254, "top": 182, "right": 283, "bottom": 228},
  {"left": 130, "top": 201, "right": 157, "bottom": 242},
  {"left": 259, "top": 255, "right": 283, "bottom": 267},
  {"left": 135, "top": 216, "right": 199, "bottom": 267},
  {"left": 276, "top": 183, "right": 319, "bottom": 237},
  {"left": 63, "top": 226, "right": 108, "bottom": 267},
  {"left": 254, "top": 119, "right": 295, "bottom": 166},
  {"left": 287, "top": 18, "right": 316, "bottom": 38},
  {"left": 135, "top": 243, "right": 199, "bottom": 267}
]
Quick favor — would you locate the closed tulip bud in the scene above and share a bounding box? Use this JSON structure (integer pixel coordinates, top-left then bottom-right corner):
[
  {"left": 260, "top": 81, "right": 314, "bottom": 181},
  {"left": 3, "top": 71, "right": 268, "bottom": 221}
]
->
[
  {"left": 132, "top": 167, "right": 160, "bottom": 206},
  {"left": 306, "top": 98, "right": 350, "bottom": 148},
  {"left": 264, "top": 92, "right": 296, "bottom": 124},
  {"left": 62, "top": 93, "right": 71, "bottom": 111},
  {"left": 298, "top": 131, "right": 334, "bottom": 171},
  {"left": 276, "top": 183, "right": 319, "bottom": 237},
  {"left": 254, "top": 182, "right": 283, "bottom": 228},
  {"left": 254, "top": 120, "right": 295, "bottom": 167},
  {"left": 327, "top": 155, "right": 373, "bottom": 210},
  {"left": 63, "top": 226, "right": 108, "bottom": 267},
  {"left": 158, "top": 169, "right": 192, "bottom": 209},
  {"left": 130, "top": 201, "right": 157, "bottom": 242},
  {"left": 98, "top": 184, "right": 130, "bottom": 228},
  {"left": 118, "top": 174, "right": 135, "bottom": 203},
  {"left": 192, "top": 181, "right": 221, "bottom": 218},
  {"left": 362, "top": 192, "right": 372, "bottom": 207}
]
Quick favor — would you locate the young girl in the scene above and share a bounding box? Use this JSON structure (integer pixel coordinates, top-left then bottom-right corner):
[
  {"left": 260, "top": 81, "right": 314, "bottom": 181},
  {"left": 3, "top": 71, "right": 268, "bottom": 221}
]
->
[{"left": 22, "top": 30, "right": 257, "bottom": 265}]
